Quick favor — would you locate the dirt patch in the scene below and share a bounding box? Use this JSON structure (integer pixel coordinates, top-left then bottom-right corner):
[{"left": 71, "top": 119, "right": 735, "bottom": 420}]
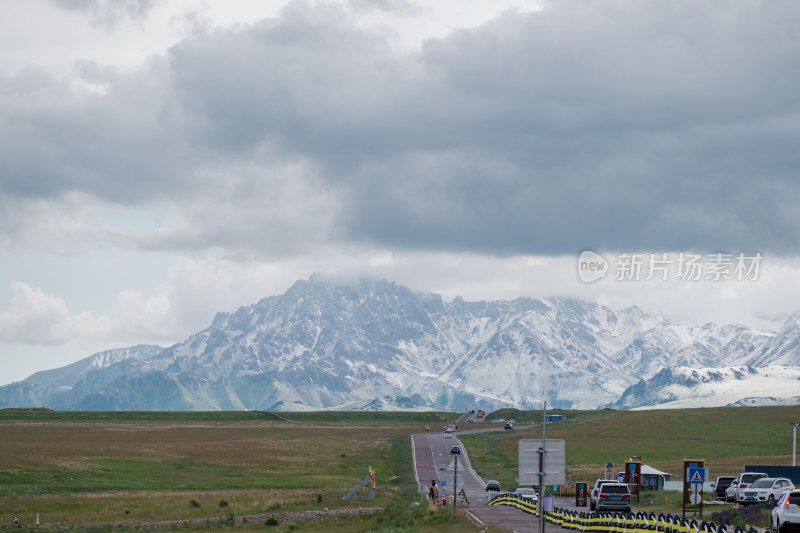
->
[{"left": 88, "top": 506, "right": 383, "bottom": 529}]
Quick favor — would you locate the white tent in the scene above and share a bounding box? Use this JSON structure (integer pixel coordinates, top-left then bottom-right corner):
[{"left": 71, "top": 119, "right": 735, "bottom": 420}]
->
[{"left": 641, "top": 465, "right": 675, "bottom": 477}]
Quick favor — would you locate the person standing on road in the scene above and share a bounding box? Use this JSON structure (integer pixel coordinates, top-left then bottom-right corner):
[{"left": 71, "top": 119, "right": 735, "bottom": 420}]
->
[{"left": 428, "top": 480, "right": 439, "bottom": 508}]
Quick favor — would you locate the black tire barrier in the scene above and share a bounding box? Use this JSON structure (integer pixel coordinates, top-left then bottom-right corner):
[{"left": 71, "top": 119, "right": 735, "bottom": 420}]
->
[{"left": 487, "top": 494, "right": 757, "bottom": 533}]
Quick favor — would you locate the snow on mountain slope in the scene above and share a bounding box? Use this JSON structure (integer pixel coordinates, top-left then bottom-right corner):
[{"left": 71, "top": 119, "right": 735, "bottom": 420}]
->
[
  {"left": 615, "top": 366, "right": 800, "bottom": 410},
  {"left": 0, "top": 276, "right": 798, "bottom": 411}
]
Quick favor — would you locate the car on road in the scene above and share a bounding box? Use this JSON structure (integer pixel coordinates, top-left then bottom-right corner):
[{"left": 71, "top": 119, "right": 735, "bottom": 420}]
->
[
  {"left": 594, "top": 482, "right": 632, "bottom": 513},
  {"left": 590, "top": 479, "right": 617, "bottom": 510},
  {"left": 514, "top": 487, "right": 538, "bottom": 500},
  {"left": 741, "top": 477, "right": 794, "bottom": 507},
  {"left": 443, "top": 430, "right": 453, "bottom": 438},
  {"left": 504, "top": 423, "right": 514, "bottom": 430},
  {"left": 713, "top": 476, "right": 737, "bottom": 501},
  {"left": 486, "top": 479, "right": 501, "bottom": 502},
  {"left": 450, "top": 445, "right": 461, "bottom": 455},
  {"left": 772, "top": 490, "right": 800, "bottom": 533},
  {"left": 733, "top": 472, "right": 769, "bottom": 503}
]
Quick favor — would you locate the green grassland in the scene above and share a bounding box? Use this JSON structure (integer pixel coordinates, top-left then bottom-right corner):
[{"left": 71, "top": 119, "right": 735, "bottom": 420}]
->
[
  {"left": 1, "top": 405, "right": 799, "bottom": 530},
  {"left": 464, "top": 405, "right": 800, "bottom": 492}
]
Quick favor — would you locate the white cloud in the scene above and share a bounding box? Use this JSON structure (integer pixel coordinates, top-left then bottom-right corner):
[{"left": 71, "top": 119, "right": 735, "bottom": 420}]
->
[{"left": 0, "top": 283, "right": 74, "bottom": 344}]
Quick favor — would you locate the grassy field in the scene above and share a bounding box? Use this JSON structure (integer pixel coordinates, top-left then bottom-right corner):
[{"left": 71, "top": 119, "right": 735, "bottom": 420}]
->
[
  {"left": 1, "top": 405, "right": 799, "bottom": 530},
  {"left": 0, "top": 409, "right": 461, "bottom": 530},
  {"left": 463, "top": 405, "right": 800, "bottom": 493}
]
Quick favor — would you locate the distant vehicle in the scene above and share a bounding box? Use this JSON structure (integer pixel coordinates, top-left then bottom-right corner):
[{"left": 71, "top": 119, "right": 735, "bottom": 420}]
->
[
  {"left": 514, "top": 487, "right": 538, "bottom": 500},
  {"left": 590, "top": 479, "right": 617, "bottom": 510},
  {"left": 507, "top": 419, "right": 516, "bottom": 423},
  {"left": 477, "top": 409, "right": 485, "bottom": 418},
  {"left": 734, "top": 472, "right": 769, "bottom": 503},
  {"left": 486, "top": 480, "right": 501, "bottom": 492},
  {"left": 713, "top": 476, "right": 737, "bottom": 501},
  {"left": 443, "top": 430, "right": 453, "bottom": 438},
  {"left": 492, "top": 418, "right": 505, "bottom": 423},
  {"left": 450, "top": 445, "right": 461, "bottom": 455},
  {"left": 594, "top": 482, "right": 632, "bottom": 513},
  {"left": 772, "top": 490, "right": 800, "bottom": 533},
  {"left": 726, "top": 477, "right": 740, "bottom": 502},
  {"left": 504, "top": 423, "right": 514, "bottom": 430},
  {"left": 741, "top": 477, "right": 794, "bottom": 507}
]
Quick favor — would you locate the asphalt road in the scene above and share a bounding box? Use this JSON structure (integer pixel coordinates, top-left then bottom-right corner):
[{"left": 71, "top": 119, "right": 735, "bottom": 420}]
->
[{"left": 412, "top": 420, "right": 579, "bottom": 532}]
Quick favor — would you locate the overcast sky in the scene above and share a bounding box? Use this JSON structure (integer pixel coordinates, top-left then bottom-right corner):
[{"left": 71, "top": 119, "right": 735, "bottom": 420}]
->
[{"left": 2, "top": 0, "right": 800, "bottom": 385}]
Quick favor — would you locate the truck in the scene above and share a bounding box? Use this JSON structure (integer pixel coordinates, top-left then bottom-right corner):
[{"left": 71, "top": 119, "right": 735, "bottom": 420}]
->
[{"left": 476, "top": 409, "right": 484, "bottom": 418}]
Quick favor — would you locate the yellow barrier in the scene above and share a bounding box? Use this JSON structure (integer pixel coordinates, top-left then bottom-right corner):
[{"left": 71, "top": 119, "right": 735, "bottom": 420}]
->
[{"left": 487, "top": 496, "right": 731, "bottom": 533}]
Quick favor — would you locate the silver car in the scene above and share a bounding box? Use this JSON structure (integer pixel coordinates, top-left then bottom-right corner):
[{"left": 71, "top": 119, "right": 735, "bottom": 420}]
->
[
  {"left": 740, "top": 477, "right": 794, "bottom": 507},
  {"left": 514, "top": 487, "right": 538, "bottom": 501},
  {"left": 771, "top": 490, "right": 800, "bottom": 533},
  {"left": 595, "top": 482, "right": 632, "bottom": 513},
  {"left": 590, "top": 479, "right": 617, "bottom": 510}
]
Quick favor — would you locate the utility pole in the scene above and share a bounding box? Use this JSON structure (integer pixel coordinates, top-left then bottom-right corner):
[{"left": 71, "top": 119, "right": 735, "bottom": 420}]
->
[
  {"left": 792, "top": 423, "right": 798, "bottom": 467},
  {"left": 539, "top": 400, "right": 546, "bottom": 533},
  {"left": 453, "top": 454, "right": 458, "bottom": 518}
]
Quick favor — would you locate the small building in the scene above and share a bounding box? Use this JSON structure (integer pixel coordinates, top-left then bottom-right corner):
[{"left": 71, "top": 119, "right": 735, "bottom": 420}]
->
[
  {"left": 617, "top": 465, "right": 674, "bottom": 491},
  {"left": 641, "top": 465, "right": 675, "bottom": 491}
]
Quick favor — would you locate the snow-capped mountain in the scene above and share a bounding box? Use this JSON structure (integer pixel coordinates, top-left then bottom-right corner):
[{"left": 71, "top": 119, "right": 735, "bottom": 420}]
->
[
  {"left": 0, "top": 276, "right": 798, "bottom": 411},
  {"left": 609, "top": 365, "right": 800, "bottom": 409}
]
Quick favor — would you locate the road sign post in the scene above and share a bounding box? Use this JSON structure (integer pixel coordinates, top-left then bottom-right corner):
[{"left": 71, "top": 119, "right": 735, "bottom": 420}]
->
[
  {"left": 682, "top": 459, "right": 705, "bottom": 518},
  {"left": 624, "top": 460, "right": 642, "bottom": 504}
]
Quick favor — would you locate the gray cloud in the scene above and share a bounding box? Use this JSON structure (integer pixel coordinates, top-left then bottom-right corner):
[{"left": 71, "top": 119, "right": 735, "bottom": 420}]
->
[
  {"left": 4, "top": 0, "right": 800, "bottom": 258},
  {"left": 48, "top": 0, "right": 159, "bottom": 30}
]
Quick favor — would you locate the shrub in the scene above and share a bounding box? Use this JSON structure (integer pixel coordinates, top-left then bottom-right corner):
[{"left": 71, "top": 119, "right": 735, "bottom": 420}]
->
[{"left": 712, "top": 505, "right": 771, "bottom": 529}]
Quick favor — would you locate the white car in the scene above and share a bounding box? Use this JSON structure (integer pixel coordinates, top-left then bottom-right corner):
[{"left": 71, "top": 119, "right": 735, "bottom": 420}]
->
[
  {"left": 725, "top": 477, "right": 740, "bottom": 502},
  {"left": 772, "top": 490, "right": 800, "bottom": 533},
  {"left": 732, "top": 472, "right": 769, "bottom": 503},
  {"left": 514, "top": 487, "right": 538, "bottom": 500},
  {"left": 443, "top": 430, "right": 453, "bottom": 438},
  {"left": 740, "top": 478, "right": 794, "bottom": 507}
]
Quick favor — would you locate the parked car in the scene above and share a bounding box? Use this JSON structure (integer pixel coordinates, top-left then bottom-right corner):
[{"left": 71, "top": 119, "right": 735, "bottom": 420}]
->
[
  {"left": 514, "top": 487, "right": 538, "bottom": 500},
  {"left": 450, "top": 445, "right": 461, "bottom": 455},
  {"left": 740, "top": 478, "right": 795, "bottom": 507},
  {"left": 504, "top": 423, "right": 514, "bottom": 430},
  {"left": 713, "top": 476, "right": 737, "bottom": 501},
  {"left": 595, "top": 482, "right": 632, "bottom": 513},
  {"left": 772, "top": 490, "right": 800, "bottom": 533},
  {"left": 726, "top": 477, "right": 740, "bottom": 502},
  {"left": 734, "top": 472, "right": 769, "bottom": 503},
  {"left": 590, "top": 479, "right": 617, "bottom": 510}
]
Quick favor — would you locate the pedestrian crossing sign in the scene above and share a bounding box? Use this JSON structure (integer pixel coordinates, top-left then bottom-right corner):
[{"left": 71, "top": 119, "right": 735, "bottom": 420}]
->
[{"left": 688, "top": 467, "right": 705, "bottom": 484}]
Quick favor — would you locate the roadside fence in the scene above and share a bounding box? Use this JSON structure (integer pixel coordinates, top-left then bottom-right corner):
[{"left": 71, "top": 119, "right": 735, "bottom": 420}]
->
[{"left": 488, "top": 493, "right": 762, "bottom": 533}]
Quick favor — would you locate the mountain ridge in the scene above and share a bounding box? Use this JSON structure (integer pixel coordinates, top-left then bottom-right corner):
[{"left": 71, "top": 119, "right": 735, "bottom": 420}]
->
[{"left": 1, "top": 276, "right": 798, "bottom": 411}]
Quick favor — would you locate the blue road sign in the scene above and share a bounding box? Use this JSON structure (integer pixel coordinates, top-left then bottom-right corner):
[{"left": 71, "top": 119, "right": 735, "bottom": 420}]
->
[{"left": 688, "top": 467, "right": 705, "bottom": 484}]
